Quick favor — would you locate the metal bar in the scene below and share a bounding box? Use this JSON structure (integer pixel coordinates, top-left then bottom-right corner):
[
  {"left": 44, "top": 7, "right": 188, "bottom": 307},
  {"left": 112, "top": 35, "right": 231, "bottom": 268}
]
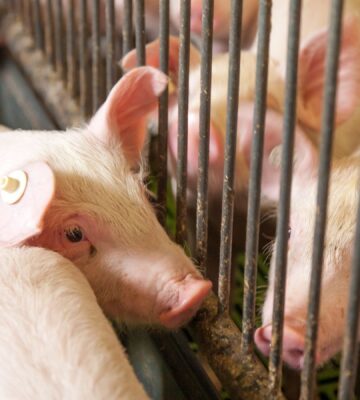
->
[
  {"left": 122, "top": 0, "right": 133, "bottom": 56},
  {"left": 195, "top": 0, "right": 213, "bottom": 269},
  {"left": 33, "top": 0, "right": 44, "bottom": 50},
  {"left": 300, "top": 1, "right": 344, "bottom": 398},
  {"left": 192, "top": 293, "right": 286, "bottom": 400},
  {"left": 79, "top": 0, "right": 89, "bottom": 117},
  {"left": 1, "top": 13, "right": 82, "bottom": 128},
  {"left": 44, "top": 0, "right": 55, "bottom": 66},
  {"left": 157, "top": 0, "right": 170, "bottom": 227},
  {"left": 54, "top": 0, "right": 65, "bottom": 81},
  {"left": 268, "top": 0, "right": 302, "bottom": 397},
  {"left": 23, "top": 0, "right": 32, "bottom": 34},
  {"left": 241, "top": 0, "right": 272, "bottom": 354},
  {"left": 175, "top": 0, "right": 191, "bottom": 245},
  {"left": 338, "top": 194, "right": 360, "bottom": 399},
  {"left": 66, "top": 0, "right": 76, "bottom": 97},
  {"left": 105, "top": 0, "right": 116, "bottom": 95},
  {"left": 218, "top": 0, "right": 242, "bottom": 315},
  {"left": 91, "top": 0, "right": 101, "bottom": 112},
  {"left": 134, "top": 0, "right": 145, "bottom": 66}
]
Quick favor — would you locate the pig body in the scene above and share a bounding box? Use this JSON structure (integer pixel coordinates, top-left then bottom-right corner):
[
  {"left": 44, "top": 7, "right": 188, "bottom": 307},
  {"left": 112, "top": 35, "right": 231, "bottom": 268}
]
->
[
  {"left": 0, "top": 67, "right": 211, "bottom": 329},
  {"left": 0, "top": 246, "right": 149, "bottom": 400},
  {"left": 255, "top": 154, "right": 360, "bottom": 368},
  {"left": 170, "top": 0, "right": 259, "bottom": 52}
]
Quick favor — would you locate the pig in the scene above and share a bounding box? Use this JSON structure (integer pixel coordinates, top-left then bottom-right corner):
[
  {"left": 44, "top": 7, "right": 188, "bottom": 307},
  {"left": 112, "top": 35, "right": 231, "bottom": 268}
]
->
[
  {"left": 0, "top": 66, "right": 211, "bottom": 329},
  {"left": 260, "top": 0, "right": 360, "bottom": 157},
  {"left": 0, "top": 246, "right": 149, "bottom": 399},
  {"left": 254, "top": 153, "right": 360, "bottom": 369},
  {"left": 170, "top": 0, "right": 259, "bottom": 52}
]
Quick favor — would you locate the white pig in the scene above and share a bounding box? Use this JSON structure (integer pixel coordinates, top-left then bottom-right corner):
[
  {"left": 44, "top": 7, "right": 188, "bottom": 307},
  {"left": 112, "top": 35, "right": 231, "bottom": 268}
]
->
[
  {"left": 0, "top": 246, "right": 149, "bottom": 399},
  {"left": 122, "top": 36, "right": 320, "bottom": 212},
  {"left": 262, "top": 0, "right": 360, "bottom": 157},
  {"left": 0, "top": 66, "right": 211, "bottom": 329},
  {"left": 170, "top": 0, "right": 259, "bottom": 52},
  {"left": 255, "top": 154, "right": 360, "bottom": 369}
]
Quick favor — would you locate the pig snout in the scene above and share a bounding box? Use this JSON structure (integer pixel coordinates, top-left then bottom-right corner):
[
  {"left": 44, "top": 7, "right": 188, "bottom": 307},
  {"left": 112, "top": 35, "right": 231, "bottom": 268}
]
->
[
  {"left": 255, "top": 322, "right": 306, "bottom": 370},
  {"left": 158, "top": 274, "right": 212, "bottom": 329}
]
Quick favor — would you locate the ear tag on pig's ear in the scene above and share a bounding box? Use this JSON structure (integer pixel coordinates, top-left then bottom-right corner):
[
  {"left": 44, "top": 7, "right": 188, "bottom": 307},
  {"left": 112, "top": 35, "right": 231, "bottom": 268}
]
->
[
  {"left": 268, "top": 145, "right": 282, "bottom": 168},
  {"left": 0, "top": 162, "right": 55, "bottom": 247},
  {"left": 0, "top": 170, "right": 28, "bottom": 205}
]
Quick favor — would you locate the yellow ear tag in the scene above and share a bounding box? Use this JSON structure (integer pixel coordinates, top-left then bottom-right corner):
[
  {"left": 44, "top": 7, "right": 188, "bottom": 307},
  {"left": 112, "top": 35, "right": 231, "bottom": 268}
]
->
[{"left": 0, "top": 170, "right": 28, "bottom": 205}]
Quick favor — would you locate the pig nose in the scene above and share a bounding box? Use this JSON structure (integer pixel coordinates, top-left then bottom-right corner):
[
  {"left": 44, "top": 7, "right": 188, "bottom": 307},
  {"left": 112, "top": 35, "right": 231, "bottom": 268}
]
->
[
  {"left": 159, "top": 278, "right": 212, "bottom": 329},
  {"left": 254, "top": 324, "right": 305, "bottom": 369}
]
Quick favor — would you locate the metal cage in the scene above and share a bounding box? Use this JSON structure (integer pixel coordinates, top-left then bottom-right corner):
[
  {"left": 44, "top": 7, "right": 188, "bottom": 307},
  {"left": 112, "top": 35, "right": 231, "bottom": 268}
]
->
[{"left": 0, "top": 1, "right": 359, "bottom": 399}]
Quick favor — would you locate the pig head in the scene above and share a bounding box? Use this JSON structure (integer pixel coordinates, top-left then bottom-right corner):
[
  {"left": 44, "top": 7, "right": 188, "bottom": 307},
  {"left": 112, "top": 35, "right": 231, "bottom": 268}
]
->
[
  {"left": 0, "top": 66, "right": 211, "bottom": 329},
  {"left": 255, "top": 155, "right": 360, "bottom": 369}
]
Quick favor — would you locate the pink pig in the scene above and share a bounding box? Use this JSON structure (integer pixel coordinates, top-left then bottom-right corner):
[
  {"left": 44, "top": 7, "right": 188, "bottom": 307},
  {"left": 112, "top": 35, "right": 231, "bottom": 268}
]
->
[
  {"left": 122, "top": 37, "right": 319, "bottom": 213},
  {"left": 260, "top": 0, "right": 360, "bottom": 157},
  {"left": 170, "top": 0, "right": 259, "bottom": 52},
  {"left": 0, "top": 247, "right": 149, "bottom": 399},
  {"left": 255, "top": 154, "right": 360, "bottom": 369},
  {"left": 0, "top": 66, "right": 211, "bottom": 329}
]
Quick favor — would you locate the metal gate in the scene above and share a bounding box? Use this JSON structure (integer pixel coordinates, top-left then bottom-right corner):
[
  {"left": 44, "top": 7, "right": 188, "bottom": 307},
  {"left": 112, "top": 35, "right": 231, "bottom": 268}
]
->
[{"left": 0, "top": 1, "right": 359, "bottom": 399}]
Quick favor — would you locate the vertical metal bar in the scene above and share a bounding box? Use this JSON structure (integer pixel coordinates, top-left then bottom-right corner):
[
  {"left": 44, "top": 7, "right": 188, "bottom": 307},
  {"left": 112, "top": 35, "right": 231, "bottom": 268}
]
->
[
  {"left": 195, "top": 0, "right": 214, "bottom": 269},
  {"left": 268, "top": 0, "right": 302, "bottom": 397},
  {"left": 66, "top": 0, "right": 76, "bottom": 97},
  {"left": 92, "top": 0, "right": 101, "bottom": 112},
  {"left": 54, "top": 0, "right": 65, "bottom": 81},
  {"left": 79, "top": 0, "right": 89, "bottom": 117},
  {"left": 122, "top": 0, "right": 133, "bottom": 56},
  {"left": 241, "top": 0, "right": 272, "bottom": 354},
  {"left": 157, "top": 0, "right": 170, "bottom": 227},
  {"left": 218, "top": 0, "right": 242, "bottom": 314},
  {"left": 24, "top": 0, "right": 33, "bottom": 34},
  {"left": 338, "top": 195, "right": 360, "bottom": 400},
  {"left": 175, "top": 0, "right": 191, "bottom": 245},
  {"left": 300, "top": 1, "right": 344, "bottom": 398},
  {"left": 134, "top": 0, "right": 145, "bottom": 66},
  {"left": 44, "top": 0, "right": 55, "bottom": 66},
  {"left": 105, "top": 0, "right": 116, "bottom": 95},
  {"left": 33, "top": 0, "right": 44, "bottom": 50}
]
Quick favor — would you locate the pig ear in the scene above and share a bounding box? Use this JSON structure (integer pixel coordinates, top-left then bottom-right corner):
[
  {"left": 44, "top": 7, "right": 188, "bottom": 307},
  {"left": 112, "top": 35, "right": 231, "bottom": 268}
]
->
[
  {"left": 121, "top": 36, "right": 201, "bottom": 86},
  {"left": 88, "top": 66, "right": 168, "bottom": 166},
  {"left": 297, "top": 16, "right": 360, "bottom": 131},
  {"left": 0, "top": 162, "right": 55, "bottom": 247},
  {"left": 239, "top": 108, "right": 318, "bottom": 202}
]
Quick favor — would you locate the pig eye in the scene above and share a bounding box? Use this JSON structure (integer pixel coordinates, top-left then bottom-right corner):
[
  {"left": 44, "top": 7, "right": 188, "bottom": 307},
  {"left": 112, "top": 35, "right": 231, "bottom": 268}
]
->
[
  {"left": 288, "top": 226, "right": 291, "bottom": 239},
  {"left": 65, "top": 226, "right": 84, "bottom": 243}
]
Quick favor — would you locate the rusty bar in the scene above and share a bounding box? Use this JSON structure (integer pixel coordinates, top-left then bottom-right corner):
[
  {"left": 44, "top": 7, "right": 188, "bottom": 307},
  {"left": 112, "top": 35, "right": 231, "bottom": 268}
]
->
[
  {"left": 241, "top": 0, "right": 272, "bottom": 354},
  {"left": 268, "top": 0, "right": 302, "bottom": 397},
  {"left": 79, "top": 0, "right": 89, "bottom": 117},
  {"left": 91, "top": 0, "right": 101, "bottom": 112},
  {"left": 122, "top": 0, "right": 133, "bottom": 56},
  {"left": 156, "top": 0, "right": 170, "bottom": 227},
  {"left": 44, "top": 0, "right": 55, "bottom": 66},
  {"left": 300, "top": 0, "right": 344, "bottom": 398},
  {"left": 218, "top": 0, "right": 242, "bottom": 315},
  {"left": 66, "top": 0, "right": 76, "bottom": 97},
  {"left": 0, "top": 14, "right": 82, "bottom": 128},
  {"left": 191, "top": 294, "right": 286, "bottom": 400},
  {"left": 33, "top": 0, "right": 44, "bottom": 50},
  {"left": 195, "top": 0, "right": 213, "bottom": 269},
  {"left": 175, "top": 0, "right": 191, "bottom": 245},
  {"left": 134, "top": 0, "right": 145, "bottom": 66},
  {"left": 338, "top": 195, "right": 360, "bottom": 399},
  {"left": 105, "top": 0, "right": 116, "bottom": 95},
  {"left": 54, "top": 0, "right": 65, "bottom": 81}
]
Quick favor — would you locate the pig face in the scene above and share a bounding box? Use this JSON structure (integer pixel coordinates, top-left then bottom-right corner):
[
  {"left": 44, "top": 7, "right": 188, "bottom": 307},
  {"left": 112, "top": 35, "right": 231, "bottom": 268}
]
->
[
  {"left": 0, "top": 67, "right": 211, "bottom": 329},
  {"left": 255, "top": 159, "right": 359, "bottom": 369}
]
